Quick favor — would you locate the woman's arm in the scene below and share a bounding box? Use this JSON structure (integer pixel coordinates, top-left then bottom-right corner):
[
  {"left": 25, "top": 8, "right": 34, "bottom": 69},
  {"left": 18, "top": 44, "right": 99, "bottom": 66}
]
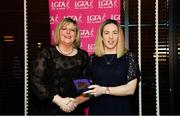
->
[
  {"left": 106, "top": 78, "right": 137, "bottom": 96},
  {"left": 83, "top": 78, "right": 137, "bottom": 97},
  {"left": 74, "top": 94, "right": 90, "bottom": 105},
  {"left": 31, "top": 48, "right": 55, "bottom": 101}
]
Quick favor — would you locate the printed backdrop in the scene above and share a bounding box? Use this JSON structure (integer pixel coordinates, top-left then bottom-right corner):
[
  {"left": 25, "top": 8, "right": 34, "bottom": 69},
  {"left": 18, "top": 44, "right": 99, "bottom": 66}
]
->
[{"left": 49, "top": 0, "right": 121, "bottom": 55}]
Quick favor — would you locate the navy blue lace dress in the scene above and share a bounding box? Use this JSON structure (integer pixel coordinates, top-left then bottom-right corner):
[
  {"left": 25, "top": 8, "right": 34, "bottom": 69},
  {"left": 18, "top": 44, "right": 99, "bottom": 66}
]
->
[
  {"left": 30, "top": 46, "right": 89, "bottom": 115},
  {"left": 86, "top": 51, "right": 140, "bottom": 115}
]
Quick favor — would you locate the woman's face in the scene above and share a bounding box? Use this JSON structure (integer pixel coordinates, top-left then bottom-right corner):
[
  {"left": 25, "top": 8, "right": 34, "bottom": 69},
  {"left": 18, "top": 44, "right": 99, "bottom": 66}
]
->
[
  {"left": 59, "top": 22, "right": 77, "bottom": 46},
  {"left": 102, "top": 23, "right": 119, "bottom": 52}
]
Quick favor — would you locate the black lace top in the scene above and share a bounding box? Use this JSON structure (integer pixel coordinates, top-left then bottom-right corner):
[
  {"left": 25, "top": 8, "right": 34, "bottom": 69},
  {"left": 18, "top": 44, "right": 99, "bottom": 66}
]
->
[
  {"left": 30, "top": 46, "right": 89, "bottom": 114},
  {"left": 87, "top": 51, "right": 140, "bottom": 115}
]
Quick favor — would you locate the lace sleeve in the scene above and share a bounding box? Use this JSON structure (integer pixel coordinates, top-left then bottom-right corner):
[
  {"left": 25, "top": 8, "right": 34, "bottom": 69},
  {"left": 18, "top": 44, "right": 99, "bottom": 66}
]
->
[
  {"left": 31, "top": 48, "right": 54, "bottom": 101},
  {"left": 127, "top": 52, "right": 141, "bottom": 82}
]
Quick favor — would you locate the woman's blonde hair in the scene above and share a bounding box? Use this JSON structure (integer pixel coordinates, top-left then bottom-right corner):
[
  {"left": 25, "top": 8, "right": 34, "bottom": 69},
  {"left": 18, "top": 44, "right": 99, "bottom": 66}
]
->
[
  {"left": 95, "top": 19, "right": 127, "bottom": 58},
  {"left": 54, "top": 17, "right": 80, "bottom": 48}
]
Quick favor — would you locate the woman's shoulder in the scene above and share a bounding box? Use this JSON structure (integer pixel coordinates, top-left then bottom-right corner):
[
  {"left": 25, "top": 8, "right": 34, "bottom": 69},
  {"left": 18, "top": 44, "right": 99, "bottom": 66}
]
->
[
  {"left": 88, "top": 53, "right": 97, "bottom": 62},
  {"left": 36, "top": 45, "right": 55, "bottom": 57},
  {"left": 78, "top": 48, "right": 88, "bottom": 53},
  {"left": 78, "top": 48, "right": 88, "bottom": 56},
  {"left": 38, "top": 45, "right": 54, "bottom": 50},
  {"left": 126, "top": 50, "right": 137, "bottom": 58},
  {"left": 125, "top": 50, "right": 139, "bottom": 63},
  {"left": 77, "top": 48, "right": 89, "bottom": 59}
]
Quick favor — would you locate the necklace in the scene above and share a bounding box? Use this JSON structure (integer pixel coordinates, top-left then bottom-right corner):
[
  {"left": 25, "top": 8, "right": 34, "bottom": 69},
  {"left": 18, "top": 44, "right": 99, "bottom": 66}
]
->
[
  {"left": 56, "top": 46, "right": 74, "bottom": 56},
  {"left": 104, "top": 55, "right": 115, "bottom": 65}
]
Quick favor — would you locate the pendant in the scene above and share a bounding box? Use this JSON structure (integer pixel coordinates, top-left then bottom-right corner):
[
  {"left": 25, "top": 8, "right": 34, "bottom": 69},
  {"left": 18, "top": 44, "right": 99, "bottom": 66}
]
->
[{"left": 104, "top": 55, "right": 115, "bottom": 65}]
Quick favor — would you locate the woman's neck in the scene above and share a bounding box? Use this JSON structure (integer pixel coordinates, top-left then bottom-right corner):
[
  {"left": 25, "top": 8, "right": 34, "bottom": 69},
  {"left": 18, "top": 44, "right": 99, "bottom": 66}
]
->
[
  {"left": 58, "top": 44, "right": 73, "bottom": 52},
  {"left": 104, "top": 48, "right": 116, "bottom": 54},
  {"left": 57, "top": 44, "right": 75, "bottom": 56}
]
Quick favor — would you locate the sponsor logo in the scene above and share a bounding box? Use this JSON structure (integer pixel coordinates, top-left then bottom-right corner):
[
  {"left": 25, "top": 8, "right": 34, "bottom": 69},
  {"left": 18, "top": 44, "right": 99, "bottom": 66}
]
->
[
  {"left": 87, "top": 43, "right": 95, "bottom": 52},
  {"left": 74, "top": 0, "right": 93, "bottom": 9},
  {"left": 64, "top": 14, "right": 83, "bottom": 23},
  {"left": 51, "top": 0, "right": 70, "bottom": 10},
  {"left": 50, "top": 14, "right": 59, "bottom": 24},
  {"left": 80, "top": 28, "right": 94, "bottom": 38},
  {"left": 98, "top": 0, "right": 118, "bottom": 8},
  {"left": 87, "top": 13, "right": 106, "bottom": 23},
  {"left": 111, "top": 14, "right": 121, "bottom": 22}
]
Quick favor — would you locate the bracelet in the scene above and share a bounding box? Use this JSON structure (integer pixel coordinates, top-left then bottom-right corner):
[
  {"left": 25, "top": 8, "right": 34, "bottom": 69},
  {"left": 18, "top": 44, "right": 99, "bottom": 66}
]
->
[{"left": 105, "top": 87, "right": 110, "bottom": 94}]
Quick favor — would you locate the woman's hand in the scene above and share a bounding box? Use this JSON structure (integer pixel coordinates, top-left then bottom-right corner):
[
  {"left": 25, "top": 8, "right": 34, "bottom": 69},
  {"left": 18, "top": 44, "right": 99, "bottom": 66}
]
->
[
  {"left": 83, "top": 85, "right": 106, "bottom": 97},
  {"left": 52, "top": 95, "right": 77, "bottom": 112},
  {"left": 60, "top": 98, "right": 77, "bottom": 112}
]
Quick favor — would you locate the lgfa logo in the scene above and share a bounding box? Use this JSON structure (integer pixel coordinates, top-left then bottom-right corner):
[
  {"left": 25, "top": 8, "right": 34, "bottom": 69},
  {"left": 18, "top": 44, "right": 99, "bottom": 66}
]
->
[
  {"left": 87, "top": 43, "right": 95, "bottom": 53},
  {"left": 80, "top": 28, "right": 94, "bottom": 38},
  {"left": 111, "top": 14, "right": 121, "bottom": 21},
  {"left": 74, "top": 0, "right": 94, "bottom": 9},
  {"left": 51, "top": 0, "right": 70, "bottom": 10},
  {"left": 87, "top": 13, "right": 106, "bottom": 23},
  {"left": 64, "top": 14, "right": 82, "bottom": 23},
  {"left": 50, "top": 14, "right": 59, "bottom": 24},
  {"left": 98, "top": 0, "right": 118, "bottom": 8}
]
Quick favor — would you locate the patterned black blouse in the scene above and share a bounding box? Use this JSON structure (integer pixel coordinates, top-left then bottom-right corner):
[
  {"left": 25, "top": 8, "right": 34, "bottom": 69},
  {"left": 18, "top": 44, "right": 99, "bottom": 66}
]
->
[{"left": 30, "top": 45, "right": 89, "bottom": 115}]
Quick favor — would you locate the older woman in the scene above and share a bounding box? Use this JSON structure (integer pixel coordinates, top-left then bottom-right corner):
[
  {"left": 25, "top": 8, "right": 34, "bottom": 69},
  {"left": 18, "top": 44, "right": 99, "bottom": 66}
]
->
[{"left": 30, "top": 17, "right": 89, "bottom": 115}]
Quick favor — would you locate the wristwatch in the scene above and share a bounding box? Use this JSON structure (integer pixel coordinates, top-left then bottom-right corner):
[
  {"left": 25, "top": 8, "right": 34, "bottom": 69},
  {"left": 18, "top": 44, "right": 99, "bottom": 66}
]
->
[{"left": 105, "top": 87, "right": 110, "bottom": 94}]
